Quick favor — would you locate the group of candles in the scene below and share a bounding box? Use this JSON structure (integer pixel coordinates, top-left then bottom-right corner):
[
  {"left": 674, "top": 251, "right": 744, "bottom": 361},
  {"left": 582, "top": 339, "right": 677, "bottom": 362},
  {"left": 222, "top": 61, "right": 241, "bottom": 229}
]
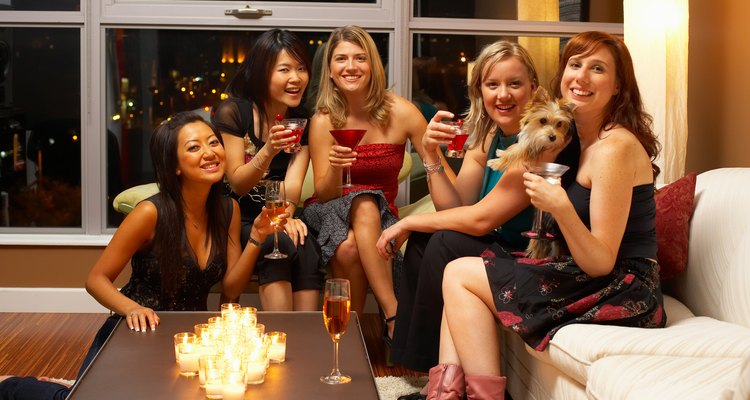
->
[{"left": 172, "top": 303, "right": 287, "bottom": 400}]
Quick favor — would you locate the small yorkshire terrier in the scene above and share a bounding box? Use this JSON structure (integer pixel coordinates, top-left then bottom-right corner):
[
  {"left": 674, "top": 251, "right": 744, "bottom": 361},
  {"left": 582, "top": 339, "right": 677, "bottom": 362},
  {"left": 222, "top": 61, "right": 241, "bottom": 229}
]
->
[
  {"left": 486, "top": 86, "right": 576, "bottom": 260},
  {"left": 487, "top": 86, "right": 575, "bottom": 172}
]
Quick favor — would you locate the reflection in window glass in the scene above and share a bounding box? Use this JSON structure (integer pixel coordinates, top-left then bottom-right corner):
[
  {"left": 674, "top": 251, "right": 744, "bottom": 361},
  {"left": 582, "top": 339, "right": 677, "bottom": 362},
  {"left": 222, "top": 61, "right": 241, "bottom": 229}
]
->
[
  {"left": 105, "top": 28, "right": 388, "bottom": 227},
  {"left": 414, "top": 0, "right": 623, "bottom": 23},
  {"left": 0, "top": 0, "right": 80, "bottom": 12},
  {"left": 0, "top": 28, "right": 81, "bottom": 228}
]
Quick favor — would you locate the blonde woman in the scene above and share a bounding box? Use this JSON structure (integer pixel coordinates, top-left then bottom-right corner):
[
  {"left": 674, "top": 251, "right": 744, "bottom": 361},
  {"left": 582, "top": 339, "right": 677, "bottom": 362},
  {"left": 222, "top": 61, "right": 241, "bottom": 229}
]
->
[{"left": 302, "top": 25, "right": 449, "bottom": 348}]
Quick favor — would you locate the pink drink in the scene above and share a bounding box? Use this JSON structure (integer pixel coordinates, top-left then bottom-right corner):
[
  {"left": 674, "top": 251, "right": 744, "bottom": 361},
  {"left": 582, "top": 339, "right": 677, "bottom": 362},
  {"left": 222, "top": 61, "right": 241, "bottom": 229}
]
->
[
  {"left": 282, "top": 118, "right": 307, "bottom": 153},
  {"left": 330, "top": 129, "right": 366, "bottom": 149}
]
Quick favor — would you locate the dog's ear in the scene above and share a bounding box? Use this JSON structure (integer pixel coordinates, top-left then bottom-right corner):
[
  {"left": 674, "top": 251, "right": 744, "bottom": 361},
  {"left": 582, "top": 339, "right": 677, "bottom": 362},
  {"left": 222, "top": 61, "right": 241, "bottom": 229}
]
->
[
  {"left": 532, "top": 86, "right": 551, "bottom": 105},
  {"left": 557, "top": 97, "right": 577, "bottom": 114}
]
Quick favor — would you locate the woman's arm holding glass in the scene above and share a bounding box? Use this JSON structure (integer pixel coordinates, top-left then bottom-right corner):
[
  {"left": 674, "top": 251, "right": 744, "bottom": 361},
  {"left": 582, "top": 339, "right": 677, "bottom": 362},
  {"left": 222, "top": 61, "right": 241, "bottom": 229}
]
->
[
  {"left": 282, "top": 146, "right": 311, "bottom": 246},
  {"left": 308, "top": 113, "right": 345, "bottom": 202}
]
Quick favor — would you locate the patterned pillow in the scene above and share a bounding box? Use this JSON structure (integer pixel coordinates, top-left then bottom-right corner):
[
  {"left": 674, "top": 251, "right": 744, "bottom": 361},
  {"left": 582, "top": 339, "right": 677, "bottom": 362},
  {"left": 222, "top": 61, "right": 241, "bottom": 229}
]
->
[{"left": 654, "top": 172, "right": 697, "bottom": 281}]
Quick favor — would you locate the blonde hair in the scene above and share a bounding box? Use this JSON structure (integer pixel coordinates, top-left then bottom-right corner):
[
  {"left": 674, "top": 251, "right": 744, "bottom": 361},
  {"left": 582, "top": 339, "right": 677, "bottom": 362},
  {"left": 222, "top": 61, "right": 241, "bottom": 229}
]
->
[
  {"left": 315, "top": 25, "right": 392, "bottom": 129},
  {"left": 465, "top": 41, "right": 538, "bottom": 150}
]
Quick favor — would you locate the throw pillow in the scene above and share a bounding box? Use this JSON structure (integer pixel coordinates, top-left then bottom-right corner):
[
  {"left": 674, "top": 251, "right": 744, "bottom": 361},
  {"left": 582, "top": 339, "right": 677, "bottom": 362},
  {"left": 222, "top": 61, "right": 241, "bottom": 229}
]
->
[{"left": 654, "top": 172, "right": 697, "bottom": 281}]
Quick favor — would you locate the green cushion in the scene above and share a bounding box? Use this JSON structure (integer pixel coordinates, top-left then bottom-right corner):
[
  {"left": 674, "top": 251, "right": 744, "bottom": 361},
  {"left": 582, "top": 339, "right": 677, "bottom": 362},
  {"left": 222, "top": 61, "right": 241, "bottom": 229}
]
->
[{"left": 113, "top": 183, "right": 159, "bottom": 214}]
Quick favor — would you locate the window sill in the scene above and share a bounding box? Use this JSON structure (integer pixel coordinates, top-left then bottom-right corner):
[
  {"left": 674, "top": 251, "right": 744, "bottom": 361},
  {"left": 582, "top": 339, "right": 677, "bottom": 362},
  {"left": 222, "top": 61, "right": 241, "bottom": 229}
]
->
[{"left": 0, "top": 234, "right": 112, "bottom": 247}]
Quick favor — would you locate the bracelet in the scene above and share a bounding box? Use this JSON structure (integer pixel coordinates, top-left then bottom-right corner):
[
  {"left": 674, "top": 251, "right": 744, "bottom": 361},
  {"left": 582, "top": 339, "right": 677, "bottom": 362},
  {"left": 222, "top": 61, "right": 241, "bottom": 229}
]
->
[
  {"left": 423, "top": 159, "right": 444, "bottom": 175},
  {"left": 248, "top": 235, "right": 262, "bottom": 247}
]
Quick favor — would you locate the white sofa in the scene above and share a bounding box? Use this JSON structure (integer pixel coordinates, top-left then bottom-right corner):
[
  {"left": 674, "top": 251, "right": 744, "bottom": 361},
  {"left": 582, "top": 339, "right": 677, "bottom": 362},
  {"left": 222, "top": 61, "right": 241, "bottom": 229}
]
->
[{"left": 501, "top": 168, "right": 750, "bottom": 400}]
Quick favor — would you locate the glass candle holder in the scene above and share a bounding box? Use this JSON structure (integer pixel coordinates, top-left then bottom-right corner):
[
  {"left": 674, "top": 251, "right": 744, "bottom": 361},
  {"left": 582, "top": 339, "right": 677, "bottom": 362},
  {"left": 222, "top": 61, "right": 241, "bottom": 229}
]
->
[
  {"left": 202, "top": 363, "right": 223, "bottom": 400},
  {"left": 198, "top": 354, "right": 221, "bottom": 388},
  {"left": 178, "top": 342, "right": 200, "bottom": 376},
  {"left": 222, "top": 370, "right": 246, "bottom": 400},
  {"left": 245, "top": 338, "right": 268, "bottom": 385},
  {"left": 173, "top": 332, "right": 196, "bottom": 363},
  {"left": 267, "top": 331, "right": 287, "bottom": 363},
  {"left": 194, "top": 323, "right": 210, "bottom": 339}
]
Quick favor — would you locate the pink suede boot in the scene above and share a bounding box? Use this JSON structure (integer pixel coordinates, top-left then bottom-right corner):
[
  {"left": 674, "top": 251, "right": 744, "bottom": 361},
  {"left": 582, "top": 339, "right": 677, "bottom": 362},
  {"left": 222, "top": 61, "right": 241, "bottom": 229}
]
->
[
  {"left": 465, "top": 374, "right": 507, "bottom": 400},
  {"left": 426, "top": 364, "right": 465, "bottom": 400}
]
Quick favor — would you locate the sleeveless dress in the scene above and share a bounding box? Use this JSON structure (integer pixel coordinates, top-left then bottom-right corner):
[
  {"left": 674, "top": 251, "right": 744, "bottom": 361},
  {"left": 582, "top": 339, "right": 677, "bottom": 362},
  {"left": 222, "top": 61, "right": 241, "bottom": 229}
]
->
[
  {"left": 302, "top": 143, "right": 405, "bottom": 267},
  {"left": 483, "top": 182, "right": 667, "bottom": 351},
  {"left": 120, "top": 194, "right": 229, "bottom": 311}
]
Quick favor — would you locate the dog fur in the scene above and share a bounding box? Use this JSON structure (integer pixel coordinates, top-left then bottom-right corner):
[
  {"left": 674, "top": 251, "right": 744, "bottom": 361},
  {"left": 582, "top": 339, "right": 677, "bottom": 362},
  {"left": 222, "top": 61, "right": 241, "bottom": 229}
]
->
[{"left": 486, "top": 87, "right": 575, "bottom": 259}]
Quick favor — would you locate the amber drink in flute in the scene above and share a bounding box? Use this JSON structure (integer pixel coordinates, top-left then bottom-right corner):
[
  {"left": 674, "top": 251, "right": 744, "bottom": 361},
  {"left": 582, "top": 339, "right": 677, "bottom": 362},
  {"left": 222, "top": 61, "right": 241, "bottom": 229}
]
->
[
  {"left": 264, "top": 180, "right": 287, "bottom": 259},
  {"left": 321, "top": 278, "right": 352, "bottom": 384}
]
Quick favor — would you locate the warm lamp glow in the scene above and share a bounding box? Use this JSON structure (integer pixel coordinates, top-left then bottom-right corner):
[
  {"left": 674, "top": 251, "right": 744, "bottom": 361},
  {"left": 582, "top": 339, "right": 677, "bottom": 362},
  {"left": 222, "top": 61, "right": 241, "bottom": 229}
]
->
[{"left": 625, "top": 0, "right": 689, "bottom": 184}]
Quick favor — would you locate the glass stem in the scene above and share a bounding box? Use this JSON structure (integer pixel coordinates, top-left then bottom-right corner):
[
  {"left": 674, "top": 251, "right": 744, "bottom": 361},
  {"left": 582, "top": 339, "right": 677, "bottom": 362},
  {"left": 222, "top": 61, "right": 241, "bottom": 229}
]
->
[
  {"left": 332, "top": 339, "right": 340, "bottom": 375},
  {"left": 273, "top": 229, "right": 280, "bottom": 253},
  {"left": 345, "top": 167, "right": 352, "bottom": 187},
  {"left": 533, "top": 208, "right": 543, "bottom": 234}
]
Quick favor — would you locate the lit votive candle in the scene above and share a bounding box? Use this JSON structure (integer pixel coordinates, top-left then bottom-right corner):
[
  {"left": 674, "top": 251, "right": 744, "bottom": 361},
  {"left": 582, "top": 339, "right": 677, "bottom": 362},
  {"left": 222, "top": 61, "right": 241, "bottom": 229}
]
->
[
  {"left": 178, "top": 342, "right": 200, "bottom": 376},
  {"left": 194, "top": 323, "right": 210, "bottom": 339},
  {"left": 198, "top": 354, "right": 220, "bottom": 387},
  {"left": 220, "top": 302, "right": 241, "bottom": 319},
  {"left": 173, "top": 332, "right": 196, "bottom": 363},
  {"left": 239, "top": 306, "right": 257, "bottom": 328},
  {"left": 203, "top": 366, "right": 223, "bottom": 399},
  {"left": 267, "top": 331, "right": 286, "bottom": 363},
  {"left": 245, "top": 360, "right": 266, "bottom": 385},
  {"left": 222, "top": 371, "right": 246, "bottom": 400}
]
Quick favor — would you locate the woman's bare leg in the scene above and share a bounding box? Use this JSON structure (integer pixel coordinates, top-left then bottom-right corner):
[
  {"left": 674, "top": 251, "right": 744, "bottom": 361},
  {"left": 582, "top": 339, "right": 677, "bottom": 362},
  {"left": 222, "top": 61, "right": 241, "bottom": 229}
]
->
[
  {"left": 442, "top": 257, "right": 501, "bottom": 376},
  {"left": 350, "top": 195, "right": 398, "bottom": 337},
  {"left": 292, "top": 290, "right": 320, "bottom": 311},
  {"left": 259, "top": 281, "right": 293, "bottom": 311},
  {"left": 330, "top": 230, "right": 368, "bottom": 315}
]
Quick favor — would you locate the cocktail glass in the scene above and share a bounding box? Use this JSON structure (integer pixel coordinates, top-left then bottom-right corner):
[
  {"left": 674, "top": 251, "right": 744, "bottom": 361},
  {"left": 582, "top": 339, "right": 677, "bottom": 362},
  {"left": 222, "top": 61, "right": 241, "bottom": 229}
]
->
[
  {"left": 522, "top": 162, "right": 570, "bottom": 240},
  {"left": 330, "top": 129, "right": 367, "bottom": 188}
]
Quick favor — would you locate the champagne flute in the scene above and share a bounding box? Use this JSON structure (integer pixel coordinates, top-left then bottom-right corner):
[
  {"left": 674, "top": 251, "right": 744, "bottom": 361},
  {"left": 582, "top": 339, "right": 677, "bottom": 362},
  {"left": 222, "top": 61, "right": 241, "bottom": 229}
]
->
[
  {"left": 321, "top": 278, "right": 352, "bottom": 385},
  {"left": 522, "top": 162, "right": 570, "bottom": 240},
  {"left": 264, "top": 180, "right": 287, "bottom": 259},
  {"left": 330, "top": 129, "right": 367, "bottom": 188}
]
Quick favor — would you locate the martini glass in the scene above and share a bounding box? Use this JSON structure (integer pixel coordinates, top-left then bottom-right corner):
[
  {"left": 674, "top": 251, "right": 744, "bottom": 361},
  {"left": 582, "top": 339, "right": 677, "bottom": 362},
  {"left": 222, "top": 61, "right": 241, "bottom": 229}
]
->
[
  {"left": 522, "top": 162, "right": 570, "bottom": 241},
  {"left": 330, "top": 129, "right": 367, "bottom": 188}
]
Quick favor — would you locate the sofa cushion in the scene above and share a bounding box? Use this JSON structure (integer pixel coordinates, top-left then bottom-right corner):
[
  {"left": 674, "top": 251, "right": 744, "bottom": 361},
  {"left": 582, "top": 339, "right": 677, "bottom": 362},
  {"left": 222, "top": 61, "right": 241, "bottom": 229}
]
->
[
  {"left": 535, "top": 306, "right": 750, "bottom": 385},
  {"left": 587, "top": 355, "right": 747, "bottom": 400},
  {"left": 654, "top": 172, "right": 696, "bottom": 281}
]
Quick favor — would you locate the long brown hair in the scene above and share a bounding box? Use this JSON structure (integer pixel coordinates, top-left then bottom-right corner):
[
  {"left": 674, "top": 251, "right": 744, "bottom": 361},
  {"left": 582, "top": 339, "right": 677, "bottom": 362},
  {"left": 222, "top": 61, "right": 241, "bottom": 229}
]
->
[
  {"left": 551, "top": 31, "right": 661, "bottom": 178},
  {"left": 150, "top": 112, "right": 229, "bottom": 308},
  {"left": 315, "top": 25, "right": 392, "bottom": 129}
]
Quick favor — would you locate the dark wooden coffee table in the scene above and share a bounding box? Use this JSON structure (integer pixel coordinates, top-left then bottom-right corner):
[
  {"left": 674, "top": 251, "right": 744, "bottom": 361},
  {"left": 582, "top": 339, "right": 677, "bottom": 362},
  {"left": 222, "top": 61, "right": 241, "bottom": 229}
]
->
[{"left": 68, "top": 311, "right": 378, "bottom": 399}]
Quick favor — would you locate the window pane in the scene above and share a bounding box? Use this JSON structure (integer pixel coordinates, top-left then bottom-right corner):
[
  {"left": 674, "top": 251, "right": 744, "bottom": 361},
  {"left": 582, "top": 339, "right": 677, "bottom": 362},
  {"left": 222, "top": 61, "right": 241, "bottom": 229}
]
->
[
  {"left": 105, "top": 28, "right": 388, "bottom": 227},
  {"left": 0, "top": 27, "right": 81, "bottom": 228},
  {"left": 414, "top": 0, "right": 623, "bottom": 23},
  {"left": 0, "top": 0, "right": 80, "bottom": 12}
]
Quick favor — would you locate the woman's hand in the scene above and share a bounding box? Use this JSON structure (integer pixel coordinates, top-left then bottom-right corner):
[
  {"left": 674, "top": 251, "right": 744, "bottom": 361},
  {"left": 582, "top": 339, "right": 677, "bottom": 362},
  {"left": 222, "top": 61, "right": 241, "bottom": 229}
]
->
[
  {"left": 252, "top": 207, "right": 289, "bottom": 240},
  {"left": 124, "top": 305, "right": 159, "bottom": 332},
  {"left": 268, "top": 123, "right": 296, "bottom": 154},
  {"left": 376, "top": 220, "right": 411, "bottom": 260},
  {"left": 328, "top": 144, "right": 357, "bottom": 169},
  {"left": 422, "top": 110, "right": 458, "bottom": 154},
  {"left": 283, "top": 217, "right": 308, "bottom": 247},
  {"left": 523, "top": 172, "right": 568, "bottom": 214}
]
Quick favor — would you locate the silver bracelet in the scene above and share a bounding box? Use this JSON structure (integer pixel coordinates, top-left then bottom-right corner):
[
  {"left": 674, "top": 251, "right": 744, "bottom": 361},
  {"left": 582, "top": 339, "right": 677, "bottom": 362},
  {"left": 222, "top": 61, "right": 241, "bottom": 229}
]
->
[{"left": 423, "top": 160, "right": 444, "bottom": 175}]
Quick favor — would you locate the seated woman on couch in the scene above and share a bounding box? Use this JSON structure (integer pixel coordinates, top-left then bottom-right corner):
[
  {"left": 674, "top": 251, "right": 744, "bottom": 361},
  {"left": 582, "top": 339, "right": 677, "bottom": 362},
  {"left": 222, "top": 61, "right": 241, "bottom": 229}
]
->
[
  {"left": 431, "top": 31, "right": 667, "bottom": 399},
  {"left": 0, "top": 112, "right": 285, "bottom": 400}
]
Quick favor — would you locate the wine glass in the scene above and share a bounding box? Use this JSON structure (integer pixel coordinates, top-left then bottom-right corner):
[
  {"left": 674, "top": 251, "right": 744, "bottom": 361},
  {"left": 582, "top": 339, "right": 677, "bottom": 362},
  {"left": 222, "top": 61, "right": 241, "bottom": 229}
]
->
[
  {"left": 282, "top": 118, "right": 308, "bottom": 154},
  {"left": 264, "top": 180, "right": 287, "bottom": 259},
  {"left": 522, "top": 162, "right": 570, "bottom": 240},
  {"left": 330, "top": 129, "right": 367, "bottom": 188},
  {"left": 321, "top": 278, "right": 352, "bottom": 385},
  {"left": 444, "top": 120, "right": 469, "bottom": 158}
]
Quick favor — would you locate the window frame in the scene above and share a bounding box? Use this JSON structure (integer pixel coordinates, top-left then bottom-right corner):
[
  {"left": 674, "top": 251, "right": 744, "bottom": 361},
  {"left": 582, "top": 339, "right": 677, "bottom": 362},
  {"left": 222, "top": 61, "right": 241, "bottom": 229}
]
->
[{"left": 0, "top": 0, "right": 622, "bottom": 245}]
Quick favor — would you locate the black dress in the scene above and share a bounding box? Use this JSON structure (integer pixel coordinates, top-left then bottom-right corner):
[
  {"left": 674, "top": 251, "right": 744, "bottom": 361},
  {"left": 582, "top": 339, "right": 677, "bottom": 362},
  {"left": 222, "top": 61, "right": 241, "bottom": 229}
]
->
[
  {"left": 211, "top": 97, "right": 324, "bottom": 291},
  {"left": 485, "top": 182, "right": 667, "bottom": 351}
]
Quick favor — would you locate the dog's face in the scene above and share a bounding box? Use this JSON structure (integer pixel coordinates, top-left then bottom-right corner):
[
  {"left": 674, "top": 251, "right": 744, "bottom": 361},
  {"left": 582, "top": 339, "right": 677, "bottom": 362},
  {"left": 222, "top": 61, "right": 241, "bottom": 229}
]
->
[{"left": 517, "top": 87, "right": 576, "bottom": 154}]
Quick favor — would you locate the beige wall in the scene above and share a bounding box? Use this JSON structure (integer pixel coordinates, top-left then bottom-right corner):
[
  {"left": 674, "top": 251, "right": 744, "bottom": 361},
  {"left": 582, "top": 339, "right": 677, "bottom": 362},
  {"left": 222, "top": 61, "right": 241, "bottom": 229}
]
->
[
  {"left": 687, "top": 0, "right": 750, "bottom": 173},
  {"left": 0, "top": 246, "right": 130, "bottom": 288},
  {"left": 3, "top": 0, "right": 749, "bottom": 290}
]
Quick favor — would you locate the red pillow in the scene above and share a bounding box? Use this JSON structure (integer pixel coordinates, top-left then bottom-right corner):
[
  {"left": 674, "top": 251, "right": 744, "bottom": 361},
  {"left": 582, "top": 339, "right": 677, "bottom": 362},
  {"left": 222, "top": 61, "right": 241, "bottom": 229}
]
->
[{"left": 654, "top": 172, "right": 697, "bottom": 281}]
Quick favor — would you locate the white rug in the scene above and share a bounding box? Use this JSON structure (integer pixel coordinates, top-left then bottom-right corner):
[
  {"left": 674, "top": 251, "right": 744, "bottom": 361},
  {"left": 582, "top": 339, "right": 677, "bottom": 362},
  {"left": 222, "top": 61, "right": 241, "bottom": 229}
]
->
[{"left": 375, "top": 375, "right": 428, "bottom": 399}]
